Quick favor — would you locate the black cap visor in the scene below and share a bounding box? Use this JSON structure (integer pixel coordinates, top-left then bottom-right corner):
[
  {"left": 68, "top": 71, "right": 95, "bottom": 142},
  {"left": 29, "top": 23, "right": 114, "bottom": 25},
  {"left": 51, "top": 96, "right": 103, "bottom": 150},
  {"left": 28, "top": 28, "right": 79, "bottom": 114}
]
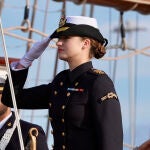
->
[{"left": 51, "top": 24, "right": 107, "bottom": 45}]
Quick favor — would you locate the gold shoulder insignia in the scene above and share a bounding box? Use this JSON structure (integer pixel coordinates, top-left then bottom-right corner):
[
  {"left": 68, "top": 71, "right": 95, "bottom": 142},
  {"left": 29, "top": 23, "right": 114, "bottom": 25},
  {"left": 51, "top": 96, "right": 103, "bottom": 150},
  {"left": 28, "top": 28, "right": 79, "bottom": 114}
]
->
[
  {"left": 101, "top": 92, "right": 118, "bottom": 101},
  {"left": 92, "top": 69, "right": 105, "bottom": 75}
]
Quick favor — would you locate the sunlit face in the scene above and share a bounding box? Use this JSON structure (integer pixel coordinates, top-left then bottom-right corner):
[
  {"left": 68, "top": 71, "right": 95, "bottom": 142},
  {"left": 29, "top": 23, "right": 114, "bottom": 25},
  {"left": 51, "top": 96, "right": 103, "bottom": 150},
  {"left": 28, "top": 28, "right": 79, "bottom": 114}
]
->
[{"left": 56, "top": 36, "right": 85, "bottom": 62}]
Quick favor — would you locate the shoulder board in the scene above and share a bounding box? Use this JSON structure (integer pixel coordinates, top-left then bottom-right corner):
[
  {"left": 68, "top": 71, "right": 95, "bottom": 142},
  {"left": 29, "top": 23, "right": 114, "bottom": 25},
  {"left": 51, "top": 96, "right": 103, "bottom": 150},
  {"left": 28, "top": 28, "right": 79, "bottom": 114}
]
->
[{"left": 89, "top": 68, "right": 105, "bottom": 75}]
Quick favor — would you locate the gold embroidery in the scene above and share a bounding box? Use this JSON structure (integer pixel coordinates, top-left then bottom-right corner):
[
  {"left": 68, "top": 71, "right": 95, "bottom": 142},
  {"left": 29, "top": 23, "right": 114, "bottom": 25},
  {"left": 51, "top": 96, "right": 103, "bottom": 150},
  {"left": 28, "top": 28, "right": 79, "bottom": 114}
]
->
[
  {"left": 92, "top": 69, "right": 105, "bottom": 75},
  {"left": 101, "top": 92, "right": 117, "bottom": 101},
  {"left": 57, "top": 27, "right": 69, "bottom": 33}
]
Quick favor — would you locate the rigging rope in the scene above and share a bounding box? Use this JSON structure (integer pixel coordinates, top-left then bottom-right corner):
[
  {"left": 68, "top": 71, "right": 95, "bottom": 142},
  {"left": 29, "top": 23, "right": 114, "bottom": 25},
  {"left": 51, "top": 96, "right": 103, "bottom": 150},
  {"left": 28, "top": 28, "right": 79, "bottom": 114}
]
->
[
  {"left": 3, "top": 26, "right": 57, "bottom": 49},
  {"left": 120, "top": 11, "right": 127, "bottom": 50},
  {"left": 103, "top": 45, "right": 150, "bottom": 60},
  {"left": 123, "top": 142, "right": 134, "bottom": 149},
  {"left": 4, "top": 26, "right": 47, "bottom": 36},
  {"left": 36, "top": 0, "right": 51, "bottom": 141},
  {"left": 21, "top": 0, "right": 30, "bottom": 32},
  {"left": 0, "top": 17, "right": 25, "bottom": 150},
  {"left": 2, "top": 25, "right": 150, "bottom": 59}
]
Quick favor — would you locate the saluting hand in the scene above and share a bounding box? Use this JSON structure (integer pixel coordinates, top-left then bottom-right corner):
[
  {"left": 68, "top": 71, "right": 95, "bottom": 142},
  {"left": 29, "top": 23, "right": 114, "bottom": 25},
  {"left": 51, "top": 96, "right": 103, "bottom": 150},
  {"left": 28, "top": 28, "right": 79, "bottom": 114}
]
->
[{"left": 19, "top": 37, "right": 51, "bottom": 68}]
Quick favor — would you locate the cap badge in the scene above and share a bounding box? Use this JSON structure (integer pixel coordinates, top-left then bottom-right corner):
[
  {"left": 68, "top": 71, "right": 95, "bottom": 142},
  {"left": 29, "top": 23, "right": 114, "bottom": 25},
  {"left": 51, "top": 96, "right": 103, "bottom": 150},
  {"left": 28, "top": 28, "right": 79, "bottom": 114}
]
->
[{"left": 59, "top": 16, "right": 66, "bottom": 27}]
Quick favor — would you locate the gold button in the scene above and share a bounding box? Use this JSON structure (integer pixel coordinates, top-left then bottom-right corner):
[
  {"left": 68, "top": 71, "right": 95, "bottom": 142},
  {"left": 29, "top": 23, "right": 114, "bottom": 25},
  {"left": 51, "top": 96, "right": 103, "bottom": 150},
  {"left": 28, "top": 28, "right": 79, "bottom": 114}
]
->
[
  {"left": 54, "top": 91, "right": 58, "bottom": 95},
  {"left": 66, "top": 92, "right": 70, "bottom": 97},
  {"left": 62, "top": 132, "right": 65, "bottom": 136},
  {"left": 61, "top": 118, "right": 65, "bottom": 123},
  {"left": 49, "top": 117, "right": 53, "bottom": 121},
  {"left": 49, "top": 103, "right": 52, "bottom": 107},
  {"left": 7, "top": 122, "right": 12, "bottom": 127},
  {"left": 60, "top": 82, "right": 63, "bottom": 86},
  {"left": 62, "top": 145, "right": 66, "bottom": 149},
  {"left": 62, "top": 105, "right": 66, "bottom": 110},
  {"left": 75, "top": 82, "right": 79, "bottom": 86}
]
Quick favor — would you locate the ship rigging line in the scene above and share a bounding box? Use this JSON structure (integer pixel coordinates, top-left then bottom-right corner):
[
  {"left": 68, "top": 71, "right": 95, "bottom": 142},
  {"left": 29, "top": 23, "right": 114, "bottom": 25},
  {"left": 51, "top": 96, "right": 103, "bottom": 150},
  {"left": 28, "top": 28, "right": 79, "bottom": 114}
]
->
[
  {"left": 103, "top": 45, "right": 150, "bottom": 60},
  {"left": 2, "top": 25, "right": 150, "bottom": 58},
  {"left": 0, "top": 17, "right": 25, "bottom": 150}
]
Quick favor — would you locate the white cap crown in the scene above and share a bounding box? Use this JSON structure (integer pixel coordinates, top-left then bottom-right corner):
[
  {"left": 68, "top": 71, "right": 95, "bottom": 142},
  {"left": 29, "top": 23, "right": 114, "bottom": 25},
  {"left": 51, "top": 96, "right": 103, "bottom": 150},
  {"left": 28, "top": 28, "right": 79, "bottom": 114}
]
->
[{"left": 66, "top": 16, "right": 99, "bottom": 29}]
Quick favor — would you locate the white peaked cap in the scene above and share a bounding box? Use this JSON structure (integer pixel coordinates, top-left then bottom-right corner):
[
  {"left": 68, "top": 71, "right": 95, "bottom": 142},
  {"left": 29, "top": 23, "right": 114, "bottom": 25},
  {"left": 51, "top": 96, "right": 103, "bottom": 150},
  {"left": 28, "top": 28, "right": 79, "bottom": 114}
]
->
[
  {"left": 50, "top": 15, "right": 107, "bottom": 46},
  {"left": 66, "top": 16, "right": 99, "bottom": 29}
]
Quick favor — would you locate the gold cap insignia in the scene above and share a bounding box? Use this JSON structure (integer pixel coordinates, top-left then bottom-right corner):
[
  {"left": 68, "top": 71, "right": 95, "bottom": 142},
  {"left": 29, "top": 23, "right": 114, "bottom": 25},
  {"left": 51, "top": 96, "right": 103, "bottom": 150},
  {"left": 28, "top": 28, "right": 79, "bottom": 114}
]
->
[
  {"left": 59, "top": 16, "right": 66, "bottom": 27},
  {"left": 57, "top": 27, "right": 69, "bottom": 33}
]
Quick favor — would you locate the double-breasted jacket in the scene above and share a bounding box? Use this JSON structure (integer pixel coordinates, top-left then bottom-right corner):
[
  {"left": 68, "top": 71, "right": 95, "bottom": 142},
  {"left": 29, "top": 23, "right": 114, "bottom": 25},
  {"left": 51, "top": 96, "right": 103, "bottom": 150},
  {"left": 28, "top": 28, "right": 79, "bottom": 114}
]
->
[{"left": 2, "top": 61, "right": 123, "bottom": 150}]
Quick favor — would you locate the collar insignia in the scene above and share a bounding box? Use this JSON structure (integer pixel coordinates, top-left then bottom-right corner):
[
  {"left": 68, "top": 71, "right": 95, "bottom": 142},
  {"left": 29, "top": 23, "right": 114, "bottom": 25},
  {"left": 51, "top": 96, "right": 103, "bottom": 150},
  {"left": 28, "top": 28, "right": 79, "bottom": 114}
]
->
[{"left": 92, "top": 69, "right": 105, "bottom": 75}]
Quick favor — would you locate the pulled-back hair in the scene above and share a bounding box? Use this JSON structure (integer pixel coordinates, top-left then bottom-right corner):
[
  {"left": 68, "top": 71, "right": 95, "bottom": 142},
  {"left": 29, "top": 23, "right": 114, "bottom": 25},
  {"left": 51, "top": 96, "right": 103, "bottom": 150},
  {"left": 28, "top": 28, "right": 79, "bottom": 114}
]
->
[
  {"left": 90, "top": 38, "right": 106, "bottom": 59},
  {"left": 82, "top": 37, "right": 106, "bottom": 59}
]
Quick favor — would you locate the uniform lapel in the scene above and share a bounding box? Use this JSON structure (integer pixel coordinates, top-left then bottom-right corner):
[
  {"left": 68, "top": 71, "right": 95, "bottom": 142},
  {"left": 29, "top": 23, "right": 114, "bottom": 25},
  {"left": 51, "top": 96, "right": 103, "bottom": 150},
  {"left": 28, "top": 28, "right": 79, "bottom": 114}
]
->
[{"left": 0, "top": 112, "right": 15, "bottom": 140}]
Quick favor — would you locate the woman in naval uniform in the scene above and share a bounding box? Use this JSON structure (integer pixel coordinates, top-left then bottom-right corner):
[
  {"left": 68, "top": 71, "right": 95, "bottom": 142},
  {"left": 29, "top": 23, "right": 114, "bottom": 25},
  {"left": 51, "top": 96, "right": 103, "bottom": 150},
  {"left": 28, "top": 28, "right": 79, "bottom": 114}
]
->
[{"left": 2, "top": 16, "right": 123, "bottom": 150}]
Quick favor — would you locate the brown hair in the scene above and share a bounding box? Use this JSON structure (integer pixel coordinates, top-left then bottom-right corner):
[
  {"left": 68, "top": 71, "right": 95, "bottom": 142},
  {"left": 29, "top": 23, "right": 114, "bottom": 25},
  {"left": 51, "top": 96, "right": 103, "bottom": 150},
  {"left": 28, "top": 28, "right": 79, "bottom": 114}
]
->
[
  {"left": 90, "top": 38, "right": 106, "bottom": 59},
  {"left": 82, "top": 37, "right": 106, "bottom": 59}
]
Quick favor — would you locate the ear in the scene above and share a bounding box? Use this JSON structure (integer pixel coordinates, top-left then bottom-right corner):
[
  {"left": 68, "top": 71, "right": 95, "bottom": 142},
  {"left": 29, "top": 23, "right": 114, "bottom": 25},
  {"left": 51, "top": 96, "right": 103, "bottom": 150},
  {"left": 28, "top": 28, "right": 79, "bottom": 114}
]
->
[{"left": 82, "top": 38, "right": 91, "bottom": 49}]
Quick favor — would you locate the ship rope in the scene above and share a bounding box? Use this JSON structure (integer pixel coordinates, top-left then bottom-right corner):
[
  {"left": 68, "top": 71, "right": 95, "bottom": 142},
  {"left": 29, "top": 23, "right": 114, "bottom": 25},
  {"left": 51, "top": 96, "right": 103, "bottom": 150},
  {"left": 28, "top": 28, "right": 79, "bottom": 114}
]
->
[{"left": 0, "top": 17, "right": 25, "bottom": 150}]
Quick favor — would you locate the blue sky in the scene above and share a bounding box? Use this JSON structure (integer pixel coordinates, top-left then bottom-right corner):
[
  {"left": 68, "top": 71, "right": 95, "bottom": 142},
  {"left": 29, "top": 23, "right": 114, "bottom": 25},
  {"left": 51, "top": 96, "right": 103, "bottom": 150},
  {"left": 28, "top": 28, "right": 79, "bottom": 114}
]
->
[{"left": 1, "top": 0, "right": 150, "bottom": 149}]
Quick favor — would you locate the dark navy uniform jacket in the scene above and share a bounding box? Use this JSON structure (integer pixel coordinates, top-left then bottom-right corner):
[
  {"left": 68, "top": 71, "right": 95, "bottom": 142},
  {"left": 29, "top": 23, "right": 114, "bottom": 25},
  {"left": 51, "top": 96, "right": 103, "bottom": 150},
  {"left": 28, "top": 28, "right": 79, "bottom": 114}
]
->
[
  {"left": 0, "top": 112, "right": 49, "bottom": 150},
  {"left": 2, "top": 61, "right": 123, "bottom": 150}
]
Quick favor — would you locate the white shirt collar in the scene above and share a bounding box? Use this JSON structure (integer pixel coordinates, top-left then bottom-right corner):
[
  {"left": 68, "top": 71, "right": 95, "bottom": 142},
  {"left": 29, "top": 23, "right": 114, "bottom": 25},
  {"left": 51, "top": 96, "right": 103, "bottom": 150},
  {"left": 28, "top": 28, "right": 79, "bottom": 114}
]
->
[{"left": 0, "top": 112, "right": 12, "bottom": 129}]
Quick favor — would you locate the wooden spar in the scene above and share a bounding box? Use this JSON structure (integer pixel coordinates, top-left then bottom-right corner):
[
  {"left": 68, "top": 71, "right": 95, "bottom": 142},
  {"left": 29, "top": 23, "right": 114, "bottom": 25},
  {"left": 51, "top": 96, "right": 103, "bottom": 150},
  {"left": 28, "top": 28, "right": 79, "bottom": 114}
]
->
[
  {"left": 53, "top": 0, "right": 150, "bottom": 15},
  {"left": 122, "top": 0, "right": 150, "bottom": 5},
  {"left": 0, "top": 57, "right": 20, "bottom": 66}
]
